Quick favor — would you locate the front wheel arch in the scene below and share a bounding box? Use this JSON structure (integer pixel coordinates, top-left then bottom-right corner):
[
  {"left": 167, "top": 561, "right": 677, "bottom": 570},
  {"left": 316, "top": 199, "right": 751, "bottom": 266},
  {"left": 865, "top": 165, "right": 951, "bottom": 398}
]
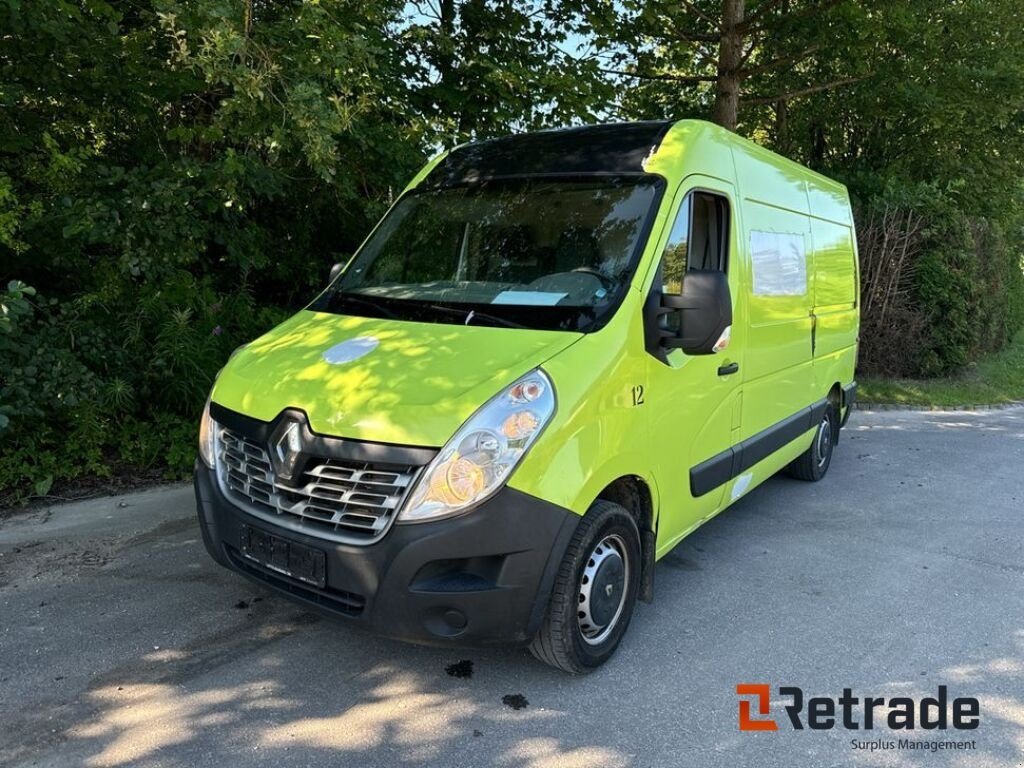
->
[{"left": 529, "top": 500, "right": 642, "bottom": 673}]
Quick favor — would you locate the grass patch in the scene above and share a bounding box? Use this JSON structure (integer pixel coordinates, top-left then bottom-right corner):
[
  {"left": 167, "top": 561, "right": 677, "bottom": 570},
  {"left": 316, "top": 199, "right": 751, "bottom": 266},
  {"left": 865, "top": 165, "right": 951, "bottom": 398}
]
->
[{"left": 860, "top": 330, "right": 1024, "bottom": 407}]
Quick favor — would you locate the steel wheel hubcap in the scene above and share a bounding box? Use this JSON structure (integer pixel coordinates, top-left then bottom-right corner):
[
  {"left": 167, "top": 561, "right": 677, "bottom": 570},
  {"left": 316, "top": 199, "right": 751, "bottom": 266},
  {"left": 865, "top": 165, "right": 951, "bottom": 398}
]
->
[
  {"left": 816, "top": 415, "right": 833, "bottom": 469},
  {"left": 577, "top": 534, "right": 629, "bottom": 646}
]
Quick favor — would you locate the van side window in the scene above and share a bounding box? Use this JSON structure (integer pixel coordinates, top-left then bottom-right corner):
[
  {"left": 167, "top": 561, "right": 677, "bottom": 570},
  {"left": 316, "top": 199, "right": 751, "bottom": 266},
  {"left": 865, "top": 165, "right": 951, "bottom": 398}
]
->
[
  {"left": 661, "top": 191, "right": 730, "bottom": 293},
  {"left": 689, "top": 192, "right": 729, "bottom": 272}
]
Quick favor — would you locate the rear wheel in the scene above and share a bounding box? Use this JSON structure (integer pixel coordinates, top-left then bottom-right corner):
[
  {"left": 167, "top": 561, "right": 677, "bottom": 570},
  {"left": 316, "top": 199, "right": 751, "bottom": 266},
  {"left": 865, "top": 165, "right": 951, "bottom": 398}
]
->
[
  {"left": 786, "top": 402, "right": 837, "bottom": 481},
  {"left": 529, "top": 501, "right": 641, "bottom": 673}
]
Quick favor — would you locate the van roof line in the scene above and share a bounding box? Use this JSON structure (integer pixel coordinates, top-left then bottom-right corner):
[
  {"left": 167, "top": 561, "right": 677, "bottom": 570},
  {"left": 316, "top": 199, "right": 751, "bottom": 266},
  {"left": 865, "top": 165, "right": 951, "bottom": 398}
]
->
[
  {"left": 420, "top": 120, "right": 847, "bottom": 201},
  {"left": 421, "top": 120, "right": 674, "bottom": 188}
]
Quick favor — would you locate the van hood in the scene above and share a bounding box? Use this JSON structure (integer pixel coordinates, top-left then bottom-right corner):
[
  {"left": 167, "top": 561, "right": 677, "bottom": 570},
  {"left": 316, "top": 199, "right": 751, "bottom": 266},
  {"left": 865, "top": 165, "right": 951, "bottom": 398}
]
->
[{"left": 211, "top": 310, "right": 581, "bottom": 447}]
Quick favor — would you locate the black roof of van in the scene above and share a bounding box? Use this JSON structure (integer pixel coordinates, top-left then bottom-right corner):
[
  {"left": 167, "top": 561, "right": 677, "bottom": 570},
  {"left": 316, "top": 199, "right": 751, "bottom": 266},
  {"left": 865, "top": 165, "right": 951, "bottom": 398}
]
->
[{"left": 421, "top": 120, "right": 674, "bottom": 188}]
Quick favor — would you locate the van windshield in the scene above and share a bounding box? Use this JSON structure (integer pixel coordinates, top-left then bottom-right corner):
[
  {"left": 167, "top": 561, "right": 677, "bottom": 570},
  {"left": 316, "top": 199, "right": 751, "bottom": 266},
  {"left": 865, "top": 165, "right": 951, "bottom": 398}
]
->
[{"left": 315, "top": 176, "right": 663, "bottom": 332}]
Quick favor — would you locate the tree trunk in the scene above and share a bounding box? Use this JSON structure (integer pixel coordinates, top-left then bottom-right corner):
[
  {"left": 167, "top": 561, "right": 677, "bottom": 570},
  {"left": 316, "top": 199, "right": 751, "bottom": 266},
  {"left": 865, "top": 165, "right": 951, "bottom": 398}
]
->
[
  {"left": 436, "top": 0, "right": 462, "bottom": 146},
  {"left": 712, "top": 0, "right": 745, "bottom": 131},
  {"left": 772, "top": 0, "right": 790, "bottom": 151},
  {"left": 437, "top": 0, "right": 456, "bottom": 83},
  {"left": 774, "top": 99, "right": 788, "bottom": 153},
  {"left": 809, "top": 120, "right": 826, "bottom": 167}
]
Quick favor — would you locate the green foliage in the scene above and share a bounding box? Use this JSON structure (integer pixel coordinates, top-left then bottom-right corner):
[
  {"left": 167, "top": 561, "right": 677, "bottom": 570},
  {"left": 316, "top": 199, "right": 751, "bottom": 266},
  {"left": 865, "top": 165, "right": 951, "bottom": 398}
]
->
[
  {"left": 859, "top": 193, "right": 1024, "bottom": 379},
  {"left": 860, "top": 330, "right": 1024, "bottom": 408},
  {"left": 0, "top": 274, "right": 289, "bottom": 503},
  {"left": 600, "top": 0, "right": 1024, "bottom": 379},
  {"left": 0, "top": 0, "right": 610, "bottom": 503},
  {"left": 399, "top": 0, "right": 613, "bottom": 146},
  {"left": 915, "top": 214, "right": 976, "bottom": 376},
  {"left": 1, "top": 0, "right": 1022, "bottom": 502}
]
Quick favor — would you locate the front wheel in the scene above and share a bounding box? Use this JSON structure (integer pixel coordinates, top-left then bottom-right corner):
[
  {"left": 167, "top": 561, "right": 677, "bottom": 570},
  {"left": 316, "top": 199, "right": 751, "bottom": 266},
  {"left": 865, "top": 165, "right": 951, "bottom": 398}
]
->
[
  {"left": 529, "top": 501, "right": 641, "bottom": 673},
  {"left": 786, "top": 402, "right": 837, "bottom": 481}
]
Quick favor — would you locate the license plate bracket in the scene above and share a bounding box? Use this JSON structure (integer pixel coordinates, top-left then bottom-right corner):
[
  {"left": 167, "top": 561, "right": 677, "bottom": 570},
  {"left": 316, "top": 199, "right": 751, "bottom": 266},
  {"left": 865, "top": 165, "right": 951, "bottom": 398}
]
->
[{"left": 240, "top": 525, "right": 326, "bottom": 588}]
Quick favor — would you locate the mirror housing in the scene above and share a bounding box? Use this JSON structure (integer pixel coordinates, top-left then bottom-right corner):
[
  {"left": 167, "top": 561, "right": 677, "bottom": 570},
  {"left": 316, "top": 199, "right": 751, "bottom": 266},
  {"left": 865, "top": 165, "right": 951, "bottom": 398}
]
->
[
  {"left": 658, "top": 269, "right": 732, "bottom": 355},
  {"left": 328, "top": 262, "right": 343, "bottom": 284}
]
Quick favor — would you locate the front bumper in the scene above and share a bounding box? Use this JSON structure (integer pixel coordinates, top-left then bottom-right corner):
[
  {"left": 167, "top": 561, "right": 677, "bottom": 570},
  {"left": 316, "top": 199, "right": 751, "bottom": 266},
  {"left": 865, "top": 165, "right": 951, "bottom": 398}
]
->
[{"left": 194, "top": 462, "right": 578, "bottom": 646}]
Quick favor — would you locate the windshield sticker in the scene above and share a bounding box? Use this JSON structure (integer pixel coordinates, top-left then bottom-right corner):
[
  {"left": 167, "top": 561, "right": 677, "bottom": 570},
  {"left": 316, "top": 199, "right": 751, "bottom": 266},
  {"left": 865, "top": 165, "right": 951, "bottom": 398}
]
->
[
  {"left": 491, "top": 291, "right": 567, "bottom": 306},
  {"left": 322, "top": 336, "right": 380, "bottom": 365},
  {"left": 750, "top": 231, "right": 807, "bottom": 296}
]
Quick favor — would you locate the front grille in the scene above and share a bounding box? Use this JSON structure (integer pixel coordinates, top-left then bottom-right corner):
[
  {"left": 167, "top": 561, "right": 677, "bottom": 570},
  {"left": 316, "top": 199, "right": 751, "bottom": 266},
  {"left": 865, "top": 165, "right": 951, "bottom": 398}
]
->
[{"left": 215, "top": 426, "right": 422, "bottom": 544}]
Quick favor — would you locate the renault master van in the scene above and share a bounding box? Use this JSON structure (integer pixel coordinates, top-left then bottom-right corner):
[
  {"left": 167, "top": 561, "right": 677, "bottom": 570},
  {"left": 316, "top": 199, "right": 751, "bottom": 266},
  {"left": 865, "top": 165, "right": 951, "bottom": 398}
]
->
[{"left": 194, "top": 119, "right": 859, "bottom": 672}]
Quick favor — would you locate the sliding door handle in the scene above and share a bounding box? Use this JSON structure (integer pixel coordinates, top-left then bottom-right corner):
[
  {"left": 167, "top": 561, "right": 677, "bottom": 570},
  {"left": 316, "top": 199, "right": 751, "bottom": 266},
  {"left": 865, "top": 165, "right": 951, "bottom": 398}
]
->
[{"left": 717, "top": 362, "right": 739, "bottom": 376}]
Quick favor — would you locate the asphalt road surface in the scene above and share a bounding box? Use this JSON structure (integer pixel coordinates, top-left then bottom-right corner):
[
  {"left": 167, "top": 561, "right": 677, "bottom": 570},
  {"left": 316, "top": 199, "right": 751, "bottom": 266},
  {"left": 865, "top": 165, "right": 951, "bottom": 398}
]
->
[{"left": 1, "top": 407, "right": 1022, "bottom": 768}]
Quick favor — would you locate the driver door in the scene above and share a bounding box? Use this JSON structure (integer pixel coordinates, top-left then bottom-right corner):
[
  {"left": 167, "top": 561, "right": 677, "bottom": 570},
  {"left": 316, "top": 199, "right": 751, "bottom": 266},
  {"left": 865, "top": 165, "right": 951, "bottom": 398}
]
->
[{"left": 645, "top": 175, "right": 746, "bottom": 549}]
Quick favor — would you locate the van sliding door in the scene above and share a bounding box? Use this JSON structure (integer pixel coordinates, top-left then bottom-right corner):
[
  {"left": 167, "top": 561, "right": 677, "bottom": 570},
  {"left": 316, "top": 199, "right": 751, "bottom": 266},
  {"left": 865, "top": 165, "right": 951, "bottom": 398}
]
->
[{"left": 740, "top": 202, "right": 815, "bottom": 442}]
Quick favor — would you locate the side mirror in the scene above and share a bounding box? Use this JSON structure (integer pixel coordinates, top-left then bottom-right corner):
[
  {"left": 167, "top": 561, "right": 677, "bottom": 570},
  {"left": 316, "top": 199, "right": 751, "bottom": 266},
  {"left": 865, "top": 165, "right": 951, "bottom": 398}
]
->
[
  {"left": 328, "top": 262, "right": 343, "bottom": 284},
  {"left": 658, "top": 269, "right": 732, "bottom": 355}
]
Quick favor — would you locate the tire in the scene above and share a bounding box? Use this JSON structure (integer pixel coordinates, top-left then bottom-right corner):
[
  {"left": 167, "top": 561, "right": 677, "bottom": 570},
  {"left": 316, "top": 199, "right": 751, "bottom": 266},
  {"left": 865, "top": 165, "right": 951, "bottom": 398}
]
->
[
  {"left": 786, "top": 401, "right": 838, "bottom": 481},
  {"left": 529, "top": 500, "right": 641, "bottom": 673}
]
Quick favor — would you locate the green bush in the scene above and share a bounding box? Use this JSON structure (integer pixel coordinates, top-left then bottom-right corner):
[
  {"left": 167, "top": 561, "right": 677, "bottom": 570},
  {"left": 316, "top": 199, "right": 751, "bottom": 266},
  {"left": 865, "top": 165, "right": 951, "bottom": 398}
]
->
[
  {"left": 2, "top": 0, "right": 1023, "bottom": 505},
  {"left": 855, "top": 184, "right": 1024, "bottom": 379},
  {"left": 0, "top": 0, "right": 413, "bottom": 504},
  {"left": 971, "top": 218, "right": 1024, "bottom": 357},
  {"left": 0, "top": 276, "right": 287, "bottom": 504},
  {"left": 914, "top": 207, "right": 977, "bottom": 376},
  {"left": 914, "top": 207, "right": 1024, "bottom": 377}
]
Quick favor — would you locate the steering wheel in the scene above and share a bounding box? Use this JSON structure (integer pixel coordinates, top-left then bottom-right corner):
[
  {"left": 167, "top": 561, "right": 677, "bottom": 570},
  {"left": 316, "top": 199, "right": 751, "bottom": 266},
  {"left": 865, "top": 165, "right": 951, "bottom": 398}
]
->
[{"left": 570, "top": 266, "right": 616, "bottom": 290}]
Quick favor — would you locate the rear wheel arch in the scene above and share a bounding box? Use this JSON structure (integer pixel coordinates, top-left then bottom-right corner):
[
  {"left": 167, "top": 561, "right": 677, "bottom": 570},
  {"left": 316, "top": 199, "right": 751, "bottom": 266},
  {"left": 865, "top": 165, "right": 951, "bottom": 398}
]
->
[
  {"left": 828, "top": 382, "right": 843, "bottom": 407},
  {"left": 786, "top": 391, "right": 838, "bottom": 482},
  {"left": 828, "top": 382, "right": 844, "bottom": 436}
]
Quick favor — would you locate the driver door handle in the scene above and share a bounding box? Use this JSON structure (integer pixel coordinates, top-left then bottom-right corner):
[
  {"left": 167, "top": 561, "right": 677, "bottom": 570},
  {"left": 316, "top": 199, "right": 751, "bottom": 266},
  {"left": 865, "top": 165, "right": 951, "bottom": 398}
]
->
[{"left": 717, "top": 362, "right": 739, "bottom": 376}]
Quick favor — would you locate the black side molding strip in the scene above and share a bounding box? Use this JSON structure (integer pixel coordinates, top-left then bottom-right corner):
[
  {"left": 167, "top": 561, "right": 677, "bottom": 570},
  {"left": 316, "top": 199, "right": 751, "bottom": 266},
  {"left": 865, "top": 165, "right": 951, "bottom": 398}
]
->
[{"left": 690, "top": 398, "right": 829, "bottom": 498}]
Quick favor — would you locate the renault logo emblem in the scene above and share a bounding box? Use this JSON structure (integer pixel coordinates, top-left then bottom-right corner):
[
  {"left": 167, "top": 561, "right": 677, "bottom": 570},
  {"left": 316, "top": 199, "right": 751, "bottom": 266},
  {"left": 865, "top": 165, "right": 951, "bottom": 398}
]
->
[{"left": 271, "top": 420, "right": 303, "bottom": 480}]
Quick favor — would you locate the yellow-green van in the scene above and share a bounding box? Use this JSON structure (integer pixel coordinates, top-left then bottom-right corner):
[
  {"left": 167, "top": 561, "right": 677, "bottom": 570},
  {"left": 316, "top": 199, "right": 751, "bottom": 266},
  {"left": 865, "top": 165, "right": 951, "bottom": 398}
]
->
[{"left": 195, "top": 119, "right": 858, "bottom": 672}]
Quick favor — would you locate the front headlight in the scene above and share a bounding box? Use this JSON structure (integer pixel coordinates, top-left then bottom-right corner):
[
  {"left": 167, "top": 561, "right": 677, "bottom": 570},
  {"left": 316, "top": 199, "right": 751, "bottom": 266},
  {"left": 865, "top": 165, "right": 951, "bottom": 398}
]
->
[
  {"left": 399, "top": 369, "right": 556, "bottom": 523},
  {"left": 199, "top": 351, "right": 240, "bottom": 468},
  {"left": 198, "top": 395, "right": 217, "bottom": 468}
]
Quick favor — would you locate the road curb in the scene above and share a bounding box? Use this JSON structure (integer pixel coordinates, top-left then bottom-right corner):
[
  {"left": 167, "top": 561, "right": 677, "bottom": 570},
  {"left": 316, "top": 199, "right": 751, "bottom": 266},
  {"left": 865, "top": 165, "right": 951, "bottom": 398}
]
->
[{"left": 856, "top": 400, "right": 1024, "bottom": 412}]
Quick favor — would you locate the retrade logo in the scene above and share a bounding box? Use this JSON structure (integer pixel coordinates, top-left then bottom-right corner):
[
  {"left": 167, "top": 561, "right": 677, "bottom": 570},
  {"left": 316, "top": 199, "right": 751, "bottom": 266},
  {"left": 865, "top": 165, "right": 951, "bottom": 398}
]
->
[
  {"left": 737, "top": 684, "right": 778, "bottom": 731},
  {"left": 736, "top": 685, "right": 980, "bottom": 732}
]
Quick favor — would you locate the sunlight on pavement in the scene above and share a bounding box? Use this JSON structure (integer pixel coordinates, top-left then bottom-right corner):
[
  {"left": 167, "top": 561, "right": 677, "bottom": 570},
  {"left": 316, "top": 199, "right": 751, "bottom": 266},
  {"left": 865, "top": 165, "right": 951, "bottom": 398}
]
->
[
  {"left": 260, "top": 668, "right": 474, "bottom": 754},
  {"left": 70, "top": 682, "right": 295, "bottom": 767},
  {"left": 498, "top": 736, "right": 629, "bottom": 768}
]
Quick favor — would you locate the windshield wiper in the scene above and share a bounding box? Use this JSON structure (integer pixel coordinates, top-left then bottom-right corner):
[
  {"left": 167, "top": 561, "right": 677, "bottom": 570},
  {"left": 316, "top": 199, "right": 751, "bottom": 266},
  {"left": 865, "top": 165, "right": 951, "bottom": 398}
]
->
[
  {"left": 334, "top": 293, "right": 398, "bottom": 319},
  {"left": 428, "top": 304, "right": 525, "bottom": 330}
]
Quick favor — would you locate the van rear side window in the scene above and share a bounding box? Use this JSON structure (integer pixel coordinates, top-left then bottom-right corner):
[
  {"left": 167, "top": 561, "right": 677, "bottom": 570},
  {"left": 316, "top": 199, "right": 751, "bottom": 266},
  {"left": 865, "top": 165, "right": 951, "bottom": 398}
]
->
[{"left": 661, "top": 190, "right": 730, "bottom": 293}]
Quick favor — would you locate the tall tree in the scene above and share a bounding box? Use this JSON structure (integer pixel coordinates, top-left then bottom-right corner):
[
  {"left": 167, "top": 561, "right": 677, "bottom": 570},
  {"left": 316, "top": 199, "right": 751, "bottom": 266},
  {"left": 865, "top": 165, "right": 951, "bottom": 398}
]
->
[
  {"left": 0, "top": 0, "right": 421, "bottom": 296},
  {"left": 399, "top": 0, "right": 612, "bottom": 146},
  {"left": 599, "top": 0, "right": 1024, "bottom": 379},
  {"left": 596, "top": 0, "right": 868, "bottom": 131},
  {"left": 780, "top": 0, "right": 1024, "bottom": 209}
]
